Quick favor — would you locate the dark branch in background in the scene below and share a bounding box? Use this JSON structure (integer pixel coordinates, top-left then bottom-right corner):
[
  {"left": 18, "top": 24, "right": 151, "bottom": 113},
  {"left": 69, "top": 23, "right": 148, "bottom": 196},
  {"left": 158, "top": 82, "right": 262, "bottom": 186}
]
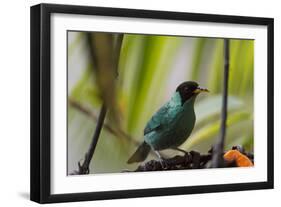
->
[
  {"left": 125, "top": 146, "right": 253, "bottom": 172},
  {"left": 73, "top": 33, "right": 109, "bottom": 175},
  {"left": 77, "top": 104, "right": 107, "bottom": 174},
  {"left": 71, "top": 33, "right": 124, "bottom": 175},
  {"left": 113, "top": 34, "right": 124, "bottom": 76},
  {"left": 211, "top": 39, "right": 230, "bottom": 168}
]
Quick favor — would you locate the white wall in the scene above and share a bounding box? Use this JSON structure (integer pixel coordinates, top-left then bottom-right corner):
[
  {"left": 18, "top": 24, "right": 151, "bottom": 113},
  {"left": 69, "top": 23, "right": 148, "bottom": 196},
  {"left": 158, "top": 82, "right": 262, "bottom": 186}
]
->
[{"left": 0, "top": 0, "right": 279, "bottom": 206}]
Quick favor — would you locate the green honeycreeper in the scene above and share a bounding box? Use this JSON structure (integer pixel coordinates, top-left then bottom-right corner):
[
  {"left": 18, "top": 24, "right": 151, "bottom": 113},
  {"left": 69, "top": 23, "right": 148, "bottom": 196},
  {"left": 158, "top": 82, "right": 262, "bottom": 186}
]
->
[{"left": 127, "top": 81, "right": 209, "bottom": 164}]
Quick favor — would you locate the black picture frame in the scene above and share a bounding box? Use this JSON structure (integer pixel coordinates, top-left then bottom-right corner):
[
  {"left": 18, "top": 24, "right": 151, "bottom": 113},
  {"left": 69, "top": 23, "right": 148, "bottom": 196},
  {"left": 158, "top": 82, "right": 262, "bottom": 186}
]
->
[{"left": 30, "top": 3, "right": 274, "bottom": 204}]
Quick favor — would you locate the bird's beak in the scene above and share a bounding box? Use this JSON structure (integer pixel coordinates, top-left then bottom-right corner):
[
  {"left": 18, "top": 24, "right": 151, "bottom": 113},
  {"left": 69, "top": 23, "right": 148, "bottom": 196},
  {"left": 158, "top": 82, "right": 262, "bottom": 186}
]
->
[{"left": 193, "top": 87, "right": 209, "bottom": 94}]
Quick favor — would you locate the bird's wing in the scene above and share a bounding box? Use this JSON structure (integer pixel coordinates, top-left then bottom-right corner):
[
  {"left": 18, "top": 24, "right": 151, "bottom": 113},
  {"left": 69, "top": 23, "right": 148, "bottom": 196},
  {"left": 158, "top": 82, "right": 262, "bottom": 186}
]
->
[{"left": 144, "top": 103, "right": 170, "bottom": 135}]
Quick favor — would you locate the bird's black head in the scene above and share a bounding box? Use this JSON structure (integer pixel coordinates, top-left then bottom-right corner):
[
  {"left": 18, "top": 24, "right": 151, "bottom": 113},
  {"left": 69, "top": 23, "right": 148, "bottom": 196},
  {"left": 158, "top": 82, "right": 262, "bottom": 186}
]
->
[{"left": 176, "top": 81, "right": 209, "bottom": 105}]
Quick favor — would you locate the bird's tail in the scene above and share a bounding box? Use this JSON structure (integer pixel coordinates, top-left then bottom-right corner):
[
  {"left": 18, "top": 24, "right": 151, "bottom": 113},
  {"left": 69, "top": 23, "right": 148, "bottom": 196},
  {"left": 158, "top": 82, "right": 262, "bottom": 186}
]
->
[{"left": 127, "top": 141, "right": 151, "bottom": 164}]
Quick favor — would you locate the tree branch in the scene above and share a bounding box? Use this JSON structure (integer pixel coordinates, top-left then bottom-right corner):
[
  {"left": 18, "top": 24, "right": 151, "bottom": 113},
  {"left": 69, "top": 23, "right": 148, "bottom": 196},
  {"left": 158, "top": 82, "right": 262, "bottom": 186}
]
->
[
  {"left": 126, "top": 146, "right": 253, "bottom": 172},
  {"left": 212, "top": 39, "right": 230, "bottom": 168},
  {"left": 77, "top": 104, "right": 107, "bottom": 174},
  {"left": 70, "top": 33, "right": 124, "bottom": 175},
  {"left": 131, "top": 151, "right": 210, "bottom": 172}
]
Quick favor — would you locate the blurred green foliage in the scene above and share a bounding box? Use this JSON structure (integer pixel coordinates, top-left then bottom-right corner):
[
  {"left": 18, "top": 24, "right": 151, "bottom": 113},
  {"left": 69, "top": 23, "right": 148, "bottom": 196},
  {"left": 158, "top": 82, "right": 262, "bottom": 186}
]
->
[{"left": 67, "top": 32, "right": 254, "bottom": 174}]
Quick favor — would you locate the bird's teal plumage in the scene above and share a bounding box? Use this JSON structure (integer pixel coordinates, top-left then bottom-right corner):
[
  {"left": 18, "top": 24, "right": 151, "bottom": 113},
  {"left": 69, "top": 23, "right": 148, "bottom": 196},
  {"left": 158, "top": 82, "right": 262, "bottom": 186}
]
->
[
  {"left": 144, "top": 92, "right": 196, "bottom": 150},
  {"left": 127, "top": 81, "right": 208, "bottom": 164}
]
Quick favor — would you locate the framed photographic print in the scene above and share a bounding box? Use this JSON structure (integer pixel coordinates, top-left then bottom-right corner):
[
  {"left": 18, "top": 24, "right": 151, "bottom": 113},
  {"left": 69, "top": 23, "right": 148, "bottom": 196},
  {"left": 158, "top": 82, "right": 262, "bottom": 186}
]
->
[{"left": 30, "top": 3, "right": 274, "bottom": 203}]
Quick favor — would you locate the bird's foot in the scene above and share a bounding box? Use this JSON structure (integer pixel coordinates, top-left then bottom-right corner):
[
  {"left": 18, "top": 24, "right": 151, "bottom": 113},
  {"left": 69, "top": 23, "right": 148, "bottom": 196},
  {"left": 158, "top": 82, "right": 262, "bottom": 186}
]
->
[
  {"left": 154, "top": 150, "right": 169, "bottom": 169},
  {"left": 159, "top": 158, "right": 169, "bottom": 169}
]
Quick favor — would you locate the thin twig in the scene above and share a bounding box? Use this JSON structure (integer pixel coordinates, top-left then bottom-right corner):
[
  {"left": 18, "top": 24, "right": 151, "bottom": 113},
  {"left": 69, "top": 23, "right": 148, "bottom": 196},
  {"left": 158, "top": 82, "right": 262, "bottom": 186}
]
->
[
  {"left": 212, "top": 39, "right": 230, "bottom": 168},
  {"left": 68, "top": 97, "right": 139, "bottom": 146},
  {"left": 77, "top": 104, "right": 107, "bottom": 174}
]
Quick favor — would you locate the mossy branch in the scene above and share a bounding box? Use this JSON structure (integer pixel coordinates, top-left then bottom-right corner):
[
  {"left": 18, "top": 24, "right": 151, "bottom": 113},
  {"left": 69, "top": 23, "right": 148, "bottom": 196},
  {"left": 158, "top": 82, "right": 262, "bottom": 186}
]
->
[{"left": 125, "top": 146, "right": 253, "bottom": 172}]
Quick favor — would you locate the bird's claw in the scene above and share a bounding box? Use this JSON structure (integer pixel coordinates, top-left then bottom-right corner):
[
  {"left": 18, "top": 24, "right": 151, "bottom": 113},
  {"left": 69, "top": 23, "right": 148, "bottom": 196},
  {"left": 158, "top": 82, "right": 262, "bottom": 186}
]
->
[{"left": 159, "top": 158, "right": 169, "bottom": 169}]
